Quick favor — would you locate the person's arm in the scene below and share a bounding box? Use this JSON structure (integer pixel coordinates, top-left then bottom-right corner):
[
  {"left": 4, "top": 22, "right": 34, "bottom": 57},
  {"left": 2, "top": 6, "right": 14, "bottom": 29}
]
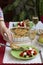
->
[
  {"left": 0, "top": 8, "right": 13, "bottom": 43},
  {"left": 0, "top": 21, "right": 7, "bottom": 35},
  {"left": 0, "top": 21, "right": 13, "bottom": 43},
  {"left": 0, "top": 21, "right": 6, "bottom": 29}
]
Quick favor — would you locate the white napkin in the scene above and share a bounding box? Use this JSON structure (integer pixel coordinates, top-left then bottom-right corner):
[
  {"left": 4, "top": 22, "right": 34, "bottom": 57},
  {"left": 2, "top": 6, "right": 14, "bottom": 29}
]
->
[{"left": 3, "top": 42, "right": 42, "bottom": 64}]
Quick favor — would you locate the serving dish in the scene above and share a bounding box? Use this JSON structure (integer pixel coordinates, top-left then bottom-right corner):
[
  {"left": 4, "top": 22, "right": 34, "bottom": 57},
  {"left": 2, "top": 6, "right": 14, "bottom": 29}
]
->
[
  {"left": 10, "top": 27, "right": 30, "bottom": 42},
  {"left": 11, "top": 45, "right": 39, "bottom": 60}
]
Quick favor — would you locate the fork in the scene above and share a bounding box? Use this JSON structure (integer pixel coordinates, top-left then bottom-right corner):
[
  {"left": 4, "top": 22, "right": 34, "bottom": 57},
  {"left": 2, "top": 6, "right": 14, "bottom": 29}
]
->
[
  {"left": 39, "top": 50, "right": 43, "bottom": 63},
  {"left": 0, "top": 43, "right": 24, "bottom": 51}
]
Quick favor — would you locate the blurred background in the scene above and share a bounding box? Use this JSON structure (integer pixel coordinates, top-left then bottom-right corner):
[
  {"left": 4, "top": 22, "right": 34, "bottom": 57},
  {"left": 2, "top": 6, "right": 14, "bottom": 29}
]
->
[{"left": 0, "top": 0, "right": 43, "bottom": 22}]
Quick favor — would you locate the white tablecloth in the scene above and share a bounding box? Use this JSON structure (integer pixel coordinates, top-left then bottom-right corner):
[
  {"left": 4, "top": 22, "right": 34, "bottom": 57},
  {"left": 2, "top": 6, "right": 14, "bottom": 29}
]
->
[{"left": 3, "top": 21, "right": 43, "bottom": 64}]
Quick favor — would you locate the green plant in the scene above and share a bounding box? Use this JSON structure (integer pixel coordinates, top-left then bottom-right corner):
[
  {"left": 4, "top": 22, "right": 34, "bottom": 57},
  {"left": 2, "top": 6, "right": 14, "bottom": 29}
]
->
[
  {"left": 39, "top": 0, "right": 43, "bottom": 16},
  {"left": 3, "top": 0, "right": 37, "bottom": 21}
]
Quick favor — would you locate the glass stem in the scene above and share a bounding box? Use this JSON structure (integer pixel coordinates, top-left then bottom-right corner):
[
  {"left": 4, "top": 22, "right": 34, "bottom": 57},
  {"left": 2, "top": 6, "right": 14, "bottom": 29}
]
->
[{"left": 31, "top": 40, "right": 32, "bottom": 43}]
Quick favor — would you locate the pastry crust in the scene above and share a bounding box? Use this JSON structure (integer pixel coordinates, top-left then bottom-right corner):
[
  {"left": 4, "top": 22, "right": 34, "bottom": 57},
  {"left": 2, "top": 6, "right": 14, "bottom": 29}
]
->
[
  {"left": 10, "top": 43, "right": 20, "bottom": 49},
  {"left": 11, "top": 28, "right": 29, "bottom": 38}
]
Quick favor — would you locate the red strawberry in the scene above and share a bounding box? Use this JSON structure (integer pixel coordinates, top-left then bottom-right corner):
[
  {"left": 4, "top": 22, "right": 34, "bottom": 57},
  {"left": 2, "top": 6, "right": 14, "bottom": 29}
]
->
[
  {"left": 18, "top": 22, "right": 21, "bottom": 26},
  {"left": 26, "top": 50, "right": 32, "bottom": 55},
  {"left": 20, "top": 52, "right": 24, "bottom": 57},
  {"left": 33, "top": 50, "right": 37, "bottom": 55},
  {"left": 21, "top": 22, "right": 24, "bottom": 27}
]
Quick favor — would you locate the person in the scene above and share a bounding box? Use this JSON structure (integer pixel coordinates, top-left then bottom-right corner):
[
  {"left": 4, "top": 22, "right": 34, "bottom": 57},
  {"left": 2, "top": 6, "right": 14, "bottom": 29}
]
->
[
  {"left": 0, "top": 8, "right": 13, "bottom": 43},
  {"left": 0, "top": 22, "right": 13, "bottom": 43}
]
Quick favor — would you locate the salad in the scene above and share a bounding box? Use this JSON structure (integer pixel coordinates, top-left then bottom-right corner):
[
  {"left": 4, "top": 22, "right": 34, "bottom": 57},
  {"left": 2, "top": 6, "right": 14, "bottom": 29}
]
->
[
  {"left": 20, "top": 47, "right": 37, "bottom": 58},
  {"left": 11, "top": 45, "right": 38, "bottom": 60}
]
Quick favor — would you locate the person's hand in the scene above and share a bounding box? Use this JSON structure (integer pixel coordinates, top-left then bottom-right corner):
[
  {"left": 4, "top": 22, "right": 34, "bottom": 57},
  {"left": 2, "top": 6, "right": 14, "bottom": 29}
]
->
[
  {"left": 0, "top": 7, "right": 13, "bottom": 43},
  {"left": 1, "top": 26, "right": 13, "bottom": 43}
]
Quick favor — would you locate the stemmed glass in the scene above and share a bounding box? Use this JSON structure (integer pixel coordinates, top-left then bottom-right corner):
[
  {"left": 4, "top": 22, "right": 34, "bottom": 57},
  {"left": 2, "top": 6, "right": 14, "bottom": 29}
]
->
[
  {"left": 32, "top": 16, "right": 39, "bottom": 29},
  {"left": 29, "top": 29, "right": 36, "bottom": 43}
]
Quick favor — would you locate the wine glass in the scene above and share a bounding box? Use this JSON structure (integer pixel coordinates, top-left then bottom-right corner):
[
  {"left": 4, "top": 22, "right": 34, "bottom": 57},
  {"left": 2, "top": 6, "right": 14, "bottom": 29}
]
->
[
  {"left": 29, "top": 30, "right": 36, "bottom": 43},
  {"left": 32, "top": 16, "right": 39, "bottom": 29}
]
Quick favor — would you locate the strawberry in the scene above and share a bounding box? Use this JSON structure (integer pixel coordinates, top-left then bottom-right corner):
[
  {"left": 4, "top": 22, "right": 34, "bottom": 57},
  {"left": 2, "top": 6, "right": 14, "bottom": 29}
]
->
[
  {"left": 21, "top": 22, "right": 24, "bottom": 27},
  {"left": 18, "top": 22, "right": 21, "bottom": 26},
  {"left": 33, "top": 50, "right": 37, "bottom": 55},
  {"left": 20, "top": 52, "right": 24, "bottom": 57},
  {"left": 26, "top": 50, "right": 32, "bottom": 55}
]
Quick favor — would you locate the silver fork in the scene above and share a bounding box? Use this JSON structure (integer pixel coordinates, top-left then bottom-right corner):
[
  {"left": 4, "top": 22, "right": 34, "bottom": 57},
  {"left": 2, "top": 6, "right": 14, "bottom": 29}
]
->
[
  {"left": 0, "top": 43, "right": 24, "bottom": 51},
  {"left": 39, "top": 50, "right": 43, "bottom": 63},
  {"left": 0, "top": 43, "right": 10, "bottom": 47},
  {"left": 35, "top": 37, "right": 43, "bottom": 63}
]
